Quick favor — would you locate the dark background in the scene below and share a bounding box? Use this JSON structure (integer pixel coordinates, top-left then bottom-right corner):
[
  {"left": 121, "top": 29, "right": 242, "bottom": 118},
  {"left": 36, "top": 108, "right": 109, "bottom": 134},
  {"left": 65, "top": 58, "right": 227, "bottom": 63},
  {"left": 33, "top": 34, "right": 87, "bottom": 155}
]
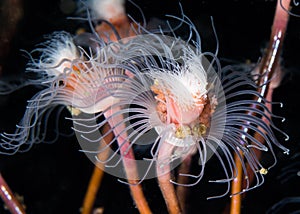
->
[{"left": 0, "top": 0, "right": 300, "bottom": 213}]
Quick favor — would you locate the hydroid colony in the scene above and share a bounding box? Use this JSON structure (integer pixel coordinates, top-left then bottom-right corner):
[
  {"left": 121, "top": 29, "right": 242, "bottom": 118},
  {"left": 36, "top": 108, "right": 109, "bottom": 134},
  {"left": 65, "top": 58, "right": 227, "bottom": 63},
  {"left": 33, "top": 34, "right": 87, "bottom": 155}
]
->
[{"left": 0, "top": 0, "right": 290, "bottom": 213}]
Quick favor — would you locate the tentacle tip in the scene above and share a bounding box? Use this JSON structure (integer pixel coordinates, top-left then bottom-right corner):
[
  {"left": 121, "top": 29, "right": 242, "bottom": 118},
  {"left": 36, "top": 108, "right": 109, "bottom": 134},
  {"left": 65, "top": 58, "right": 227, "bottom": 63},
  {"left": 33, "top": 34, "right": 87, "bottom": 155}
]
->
[{"left": 280, "top": 103, "right": 284, "bottom": 108}]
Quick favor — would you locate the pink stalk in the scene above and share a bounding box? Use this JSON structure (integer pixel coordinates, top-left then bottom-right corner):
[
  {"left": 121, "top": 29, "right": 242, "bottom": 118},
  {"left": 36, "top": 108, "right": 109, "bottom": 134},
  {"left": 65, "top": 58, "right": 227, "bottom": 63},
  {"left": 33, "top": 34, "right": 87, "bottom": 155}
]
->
[
  {"left": 256, "top": 0, "right": 290, "bottom": 99},
  {"left": 156, "top": 143, "right": 182, "bottom": 214},
  {"left": 176, "top": 155, "right": 193, "bottom": 214},
  {"left": 0, "top": 173, "right": 26, "bottom": 214},
  {"left": 230, "top": 0, "right": 291, "bottom": 213},
  {"left": 104, "top": 107, "right": 152, "bottom": 214}
]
